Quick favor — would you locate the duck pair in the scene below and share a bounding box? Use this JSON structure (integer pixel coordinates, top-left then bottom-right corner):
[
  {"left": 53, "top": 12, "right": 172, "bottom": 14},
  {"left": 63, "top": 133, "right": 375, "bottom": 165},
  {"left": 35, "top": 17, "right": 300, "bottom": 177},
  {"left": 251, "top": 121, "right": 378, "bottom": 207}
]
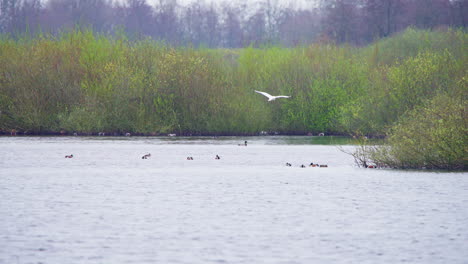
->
[
  {"left": 142, "top": 153, "right": 151, "bottom": 159},
  {"left": 307, "top": 164, "right": 328, "bottom": 168},
  {"left": 65, "top": 154, "right": 73, "bottom": 158},
  {"left": 186, "top": 156, "right": 219, "bottom": 160},
  {"left": 238, "top": 141, "right": 248, "bottom": 146},
  {"left": 310, "top": 163, "right": 328, "bottom": 168}
]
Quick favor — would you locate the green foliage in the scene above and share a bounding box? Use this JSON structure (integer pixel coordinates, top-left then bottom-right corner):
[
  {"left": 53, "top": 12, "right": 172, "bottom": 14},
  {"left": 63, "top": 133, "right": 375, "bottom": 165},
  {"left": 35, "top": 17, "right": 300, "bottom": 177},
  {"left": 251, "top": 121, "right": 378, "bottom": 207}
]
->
[
  {"left": 340, "top": 30, "right": 466, "bottom": 135},
  {"left": 361, "top": 27, "right": 467, "bottom": 66},
  {"left": 59, "top": 106, "right": 106, "bottom": 132},
  {"left": 0, "top": 28, "right": 466, "bottom": 142},
  {"left": 369, "top": 93, "right": 467, "bottom": 170}
]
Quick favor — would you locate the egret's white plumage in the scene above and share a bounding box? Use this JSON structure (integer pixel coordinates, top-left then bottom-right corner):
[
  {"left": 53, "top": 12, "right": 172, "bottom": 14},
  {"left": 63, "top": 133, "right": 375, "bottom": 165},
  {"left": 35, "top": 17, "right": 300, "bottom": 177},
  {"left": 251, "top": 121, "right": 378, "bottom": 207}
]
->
[{"left": 255, "top": 90, "right": 291, "bottom": 101}]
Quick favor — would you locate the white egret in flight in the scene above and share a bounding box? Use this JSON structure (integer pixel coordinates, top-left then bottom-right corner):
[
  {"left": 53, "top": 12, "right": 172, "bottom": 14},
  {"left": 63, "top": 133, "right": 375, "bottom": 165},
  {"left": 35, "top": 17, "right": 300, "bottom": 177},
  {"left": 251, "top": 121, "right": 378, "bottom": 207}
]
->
[{"left": 255, "top": 90, "right": 291, "bottom": 101}]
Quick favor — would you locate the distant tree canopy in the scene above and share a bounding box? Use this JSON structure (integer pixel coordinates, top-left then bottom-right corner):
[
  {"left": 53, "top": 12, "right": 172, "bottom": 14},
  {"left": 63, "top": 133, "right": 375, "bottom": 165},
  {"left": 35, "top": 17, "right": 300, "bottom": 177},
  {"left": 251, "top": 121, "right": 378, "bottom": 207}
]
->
[{"left": 0, "top": 0, "right": 466, "bottom": 46}]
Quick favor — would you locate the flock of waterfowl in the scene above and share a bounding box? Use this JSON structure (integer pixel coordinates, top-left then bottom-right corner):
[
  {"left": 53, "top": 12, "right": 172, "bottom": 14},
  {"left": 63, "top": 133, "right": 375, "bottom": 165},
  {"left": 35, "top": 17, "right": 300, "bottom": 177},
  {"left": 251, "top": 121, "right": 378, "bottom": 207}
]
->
[
  {"left": 286, "top": 162, "right": 328, "bottom": 168},
  {"left": 63, "top": 139, "right": 331, "bottom": 168}
]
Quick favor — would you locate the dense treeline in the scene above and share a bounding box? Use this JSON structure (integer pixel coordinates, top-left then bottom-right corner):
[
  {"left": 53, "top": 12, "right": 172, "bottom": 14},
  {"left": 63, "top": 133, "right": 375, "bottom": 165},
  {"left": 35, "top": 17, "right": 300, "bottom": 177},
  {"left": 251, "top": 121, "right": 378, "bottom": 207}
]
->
[
  {"left": 0, "top": 0, "right": 466, "bottom": 47},
  {"left": 0, "top": 28, "right": 466, "bottom": 138}
]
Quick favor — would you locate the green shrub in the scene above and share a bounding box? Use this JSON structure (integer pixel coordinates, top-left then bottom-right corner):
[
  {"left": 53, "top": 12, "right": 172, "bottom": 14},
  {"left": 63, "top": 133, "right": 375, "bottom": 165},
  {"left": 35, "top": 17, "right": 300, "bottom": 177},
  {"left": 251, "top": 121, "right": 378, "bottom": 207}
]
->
[{"left": 369, "top": 93, "right": 467, "bottom": 170}]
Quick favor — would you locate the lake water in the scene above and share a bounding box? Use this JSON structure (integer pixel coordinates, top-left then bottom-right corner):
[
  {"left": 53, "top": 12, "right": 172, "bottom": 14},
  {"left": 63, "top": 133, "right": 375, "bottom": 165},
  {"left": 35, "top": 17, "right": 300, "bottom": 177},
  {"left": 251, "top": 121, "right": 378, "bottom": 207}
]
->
[{"left": 1, "top": 136, "right": 467, "bottom": 264}]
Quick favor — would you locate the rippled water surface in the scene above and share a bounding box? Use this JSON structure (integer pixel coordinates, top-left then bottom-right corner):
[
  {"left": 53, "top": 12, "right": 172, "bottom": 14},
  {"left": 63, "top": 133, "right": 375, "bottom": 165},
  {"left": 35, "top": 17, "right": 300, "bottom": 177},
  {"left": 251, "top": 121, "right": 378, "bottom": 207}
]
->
[{"left": 1, "top": 136, "right": 467, "bottom": 264}]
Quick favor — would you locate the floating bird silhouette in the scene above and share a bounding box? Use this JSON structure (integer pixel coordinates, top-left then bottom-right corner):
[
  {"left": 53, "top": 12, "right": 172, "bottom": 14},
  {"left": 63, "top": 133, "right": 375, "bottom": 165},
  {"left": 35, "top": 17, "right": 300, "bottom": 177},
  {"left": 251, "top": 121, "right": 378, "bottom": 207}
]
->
[{"left": 255, "top": 90, "right": 290, "bottom": 101}]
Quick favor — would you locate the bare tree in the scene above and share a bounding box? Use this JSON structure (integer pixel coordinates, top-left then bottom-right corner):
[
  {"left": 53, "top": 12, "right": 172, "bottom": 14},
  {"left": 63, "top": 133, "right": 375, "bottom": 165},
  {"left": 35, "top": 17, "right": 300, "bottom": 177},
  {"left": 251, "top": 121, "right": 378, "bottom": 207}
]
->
[
  {"left": 260, "top": 0, "right": 281, "bottom": 43},
  {"left": 183, "top": 2, "right": 219, "bottom": 47},
  {"left": 407, "top": 0, "right": 451, "bottom": 29},
  {"left": 1, "top": 0, "right": 41, "bottom": 34},
  {"left": 124, "top": 0, "right": 154, "bottom": 39},
  {"left": 323, "top": 0, "right": 360, "bottom": 44},
  {"left": 1, "top": 0, "right": 466, "bottom": 46},
  {"left": 204, "top": 4, "right": 220, "bottom": 47},
  {"left": 244, "top": 10, "right": 266, "bottom": 46},
  {"left": 277, "top": 8, "right": 320, "bottom": 46},
  {"left": 451, "top": 0, "right": 468, "bottom": 28},
  {"left": 154, "top": 0, "right": 180, "bottom": 44},
  {"left": 41, "top": 0, "right": 112, "bottom": 34},
  {"left": 221, "top": 4, "right": 243, "bottom": 48},
  {"left": 363, "top": 0, "right": 405, "bottom": 40},
  {"left": 1, "top": 0, "right": 16, "bottom": 33}
]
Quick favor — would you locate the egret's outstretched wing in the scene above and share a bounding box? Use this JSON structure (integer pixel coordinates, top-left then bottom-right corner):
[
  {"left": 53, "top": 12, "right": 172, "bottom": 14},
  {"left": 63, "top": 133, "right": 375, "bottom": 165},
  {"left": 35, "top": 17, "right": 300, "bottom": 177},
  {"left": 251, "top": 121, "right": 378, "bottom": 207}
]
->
[
  {"left": 255, "top": 90, "right": 274, "bottom": 100},
  {"left": 275, "top": 96, "right": 290, "bottom": 99}
]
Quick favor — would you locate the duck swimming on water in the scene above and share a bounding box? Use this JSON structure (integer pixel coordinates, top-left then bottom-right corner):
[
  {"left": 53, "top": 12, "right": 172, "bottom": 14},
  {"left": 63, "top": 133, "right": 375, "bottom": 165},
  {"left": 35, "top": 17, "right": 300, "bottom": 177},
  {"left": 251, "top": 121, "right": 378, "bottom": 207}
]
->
[{"left": 238, "top": 141, "right": 248, "bottom": 146}]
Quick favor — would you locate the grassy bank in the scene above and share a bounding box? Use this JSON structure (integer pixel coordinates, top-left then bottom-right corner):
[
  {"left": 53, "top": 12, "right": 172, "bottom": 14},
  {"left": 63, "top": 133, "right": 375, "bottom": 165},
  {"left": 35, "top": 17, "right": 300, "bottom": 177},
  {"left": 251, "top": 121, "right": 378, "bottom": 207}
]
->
[{"left": 0, "top": 28, "right": 466, "bottom": 137}]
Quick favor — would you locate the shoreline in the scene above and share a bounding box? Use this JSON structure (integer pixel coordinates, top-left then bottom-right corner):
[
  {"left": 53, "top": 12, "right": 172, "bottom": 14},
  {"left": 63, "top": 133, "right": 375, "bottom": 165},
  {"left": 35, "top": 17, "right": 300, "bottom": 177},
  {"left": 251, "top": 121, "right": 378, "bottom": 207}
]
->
[
  {"left": 0, "top": 130, "right": 388, "bottom": 138},
  {"left": 0, "top": 131, "right": 353, "bottom": 137}
]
